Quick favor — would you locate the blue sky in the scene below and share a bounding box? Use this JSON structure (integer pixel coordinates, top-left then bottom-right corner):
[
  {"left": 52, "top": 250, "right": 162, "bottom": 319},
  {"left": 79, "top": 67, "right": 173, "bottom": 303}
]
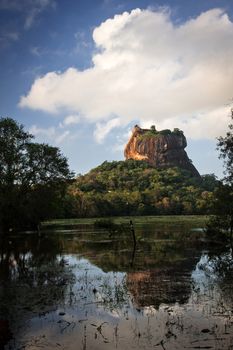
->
[{"left": 1, "top": 0, "right": 233, "bottom": 177}]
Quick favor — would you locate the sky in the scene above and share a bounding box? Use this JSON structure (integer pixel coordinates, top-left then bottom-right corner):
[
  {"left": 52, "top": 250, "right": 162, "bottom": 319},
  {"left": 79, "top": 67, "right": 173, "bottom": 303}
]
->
[{"left": 1, "top": 0, "right": 233, "bottom": 178}]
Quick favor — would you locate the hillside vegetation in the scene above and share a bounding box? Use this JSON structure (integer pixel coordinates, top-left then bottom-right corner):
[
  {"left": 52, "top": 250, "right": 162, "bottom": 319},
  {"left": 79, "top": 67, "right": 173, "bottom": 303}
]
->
[
  {"left": 65, "top": 160, "right": 217, "bottom": 217},
  {"left": 138, "top": 126, "right": 184, "bottom": 140}
]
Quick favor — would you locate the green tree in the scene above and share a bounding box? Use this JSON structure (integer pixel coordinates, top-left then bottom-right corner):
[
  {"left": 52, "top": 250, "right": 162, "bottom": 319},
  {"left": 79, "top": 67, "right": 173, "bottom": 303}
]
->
[
  {"left": 207, "top": 111, "right": 233, "bottom": 241},
  {"left": 206, "top": 184, "right": 233, "bottom": 241},
  {"left": 0, "top": 118, "right": 73, "bottom": 233},
  {"left": 150, "top": 125, "right": 157, "bottom": 133},
  {"left": 217, "top": 109, "right": 233, "bottom": 183},
  {"left": 67, "top": 160, "right": 217, "bottom": 217}
]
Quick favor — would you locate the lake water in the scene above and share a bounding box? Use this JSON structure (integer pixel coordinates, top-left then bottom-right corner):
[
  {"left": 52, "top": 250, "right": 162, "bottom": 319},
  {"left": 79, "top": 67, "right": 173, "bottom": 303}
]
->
[{"left": 1, "top": 221, "right": 233, "bottom": 349}]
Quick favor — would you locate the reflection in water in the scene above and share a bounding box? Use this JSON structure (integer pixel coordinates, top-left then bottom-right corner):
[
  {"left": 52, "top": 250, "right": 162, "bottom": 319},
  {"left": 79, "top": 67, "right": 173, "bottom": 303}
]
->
[
  {"left": 0, "top": 226, "right": 233, "bottom": 349},
  {"left": 0, "top": 234, "right": 75, "bottom": 349},
  {"left": 127, "top": 264, "right": 192, "bottom": 308}
]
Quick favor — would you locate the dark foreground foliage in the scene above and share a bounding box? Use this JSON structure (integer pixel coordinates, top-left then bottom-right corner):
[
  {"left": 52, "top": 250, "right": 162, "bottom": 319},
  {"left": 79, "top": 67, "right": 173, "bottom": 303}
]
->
[
  {"left": 0, "top": 118, "right": 74, "bottom": 233},
  {"left": 206, "top": 183, "right": 233, "bottom": 242},
  {"left": 206, "top": 110, "right": 233, "bottom": 241}
]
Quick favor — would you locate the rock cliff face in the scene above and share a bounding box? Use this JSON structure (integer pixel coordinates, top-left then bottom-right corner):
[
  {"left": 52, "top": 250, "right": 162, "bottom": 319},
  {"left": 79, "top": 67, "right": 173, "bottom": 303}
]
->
[{"left": 124, "top": 125, "right": 200, "bottom": 177}]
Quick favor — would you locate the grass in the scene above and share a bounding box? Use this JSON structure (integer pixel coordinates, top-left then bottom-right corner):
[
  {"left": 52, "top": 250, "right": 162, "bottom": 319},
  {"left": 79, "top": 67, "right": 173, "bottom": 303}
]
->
[{"left": 43, "top": 215, "right": 208, "bottom": 228}]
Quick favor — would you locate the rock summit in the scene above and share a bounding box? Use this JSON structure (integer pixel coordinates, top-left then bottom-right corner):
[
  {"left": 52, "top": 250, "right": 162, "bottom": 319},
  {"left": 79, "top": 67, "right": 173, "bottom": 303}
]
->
[{"left": 124, "top": 125, "right": 200, "bottom": 177}]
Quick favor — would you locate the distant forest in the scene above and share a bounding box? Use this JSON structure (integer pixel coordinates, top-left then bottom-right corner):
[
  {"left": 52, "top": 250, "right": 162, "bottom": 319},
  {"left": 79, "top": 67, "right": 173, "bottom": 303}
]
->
[
  {"left": 2, "top": 117, "right": 232, "bottom": 236},
  {"left": 64, "top": 160, "right": 218, "bottom": 217}
]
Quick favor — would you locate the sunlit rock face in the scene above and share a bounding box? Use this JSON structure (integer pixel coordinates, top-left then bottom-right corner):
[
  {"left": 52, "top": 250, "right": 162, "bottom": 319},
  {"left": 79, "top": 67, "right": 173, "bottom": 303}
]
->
[{"left": 124, "top": 125, "right": 200, "bottom": 177}]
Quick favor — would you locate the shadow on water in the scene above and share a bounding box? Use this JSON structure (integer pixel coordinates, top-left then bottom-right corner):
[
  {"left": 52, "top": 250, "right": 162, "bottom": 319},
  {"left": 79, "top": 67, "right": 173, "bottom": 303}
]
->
[
  {"left": 0, "top": 222, "right": 233, "bottom": 349},
  {"left": 0, "top": 234, "right": 75, "bottom": 349}
]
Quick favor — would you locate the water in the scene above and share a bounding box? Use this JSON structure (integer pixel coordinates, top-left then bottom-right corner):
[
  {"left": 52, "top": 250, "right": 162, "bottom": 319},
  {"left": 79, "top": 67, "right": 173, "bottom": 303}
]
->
[{"left": 1, "top": 222, "right": 233, "bottom": 349}]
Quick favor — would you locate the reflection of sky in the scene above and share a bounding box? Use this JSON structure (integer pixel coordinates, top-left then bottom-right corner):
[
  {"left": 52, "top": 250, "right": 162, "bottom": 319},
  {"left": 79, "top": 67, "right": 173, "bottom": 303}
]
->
[
  {"left": 6, "top": 249, "right": 233, "bottom": 349},
  {"left": 190, "top": 252, "right": 233, "bottom": 327},
  {"left": 192, "top": 251, "right": 233, "bottom": 286},
  {"left": 64, "top": 255, "right": 130, "bottom": 318},
  {"left": 192, "top": 254, "right": 218, "bottom": 285}
]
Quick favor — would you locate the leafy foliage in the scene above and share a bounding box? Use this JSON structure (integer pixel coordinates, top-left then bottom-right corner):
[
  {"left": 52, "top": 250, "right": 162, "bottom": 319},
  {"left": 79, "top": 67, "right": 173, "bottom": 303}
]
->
[
  {"left": 66, "top": 160, "right": 218, "bottom": 217},
  {"left": 206, "top": 184, "right": 233, "bottom": 241},
  {"left": 206, "top": 111, "right": 233, "bottom": 241},
  {"left": 0, "top": 118, "right": 73, "bottom": 232},
  {"left": 217, "top": 109, "right": 233, "bottom": 183},
  {"left": 138, "top": 127, "right": 184, "bottom": 140}
]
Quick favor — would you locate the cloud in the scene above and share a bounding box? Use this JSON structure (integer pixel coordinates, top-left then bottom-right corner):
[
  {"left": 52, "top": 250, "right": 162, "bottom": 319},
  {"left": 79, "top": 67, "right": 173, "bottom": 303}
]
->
[
  {"left": 0, "top": 0, "right": 21, "bottom": 10},
  {"left": 20, "top": 8, "right": 233, "bottom": 140},
  {"left": 24, "top": 0, "right": 56, "bottom": 29},
  {"left": 0, "top": 30, "right": 19, "bottom": 49},
  {"left": 30, "top": 46, "right": 42, "bottom": 56},
  {"left": 0, "top": 0, "right": 56, "bottom": 29},
  {"left": 112, "top": 128, "right": 132, "bottom": 152},
  {"left": 74, "top": 31, "right": 92, "bottom": 50},
  {"left": 29, "top": 124, "right": 70, "bottom": 144},
  {"left": 55, "top": 130, "right": 70, "bottom": 144},
  {"left": 94, "top": 117, "right": 121, "bottom": 143},
  {"left": 5, "top": 31, "right": 19, "bottom": 41},
  {"left": 63, "top": 114, "right": 80, "bottom": 126}
]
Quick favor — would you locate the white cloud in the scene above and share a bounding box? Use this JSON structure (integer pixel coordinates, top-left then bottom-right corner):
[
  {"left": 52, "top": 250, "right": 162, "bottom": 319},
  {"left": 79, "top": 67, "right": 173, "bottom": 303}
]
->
[
  {"left": 112, "top": 128, "right": 132, "bottom": 152},
  {"left": 55, "top": 130, "right": 70, "bottom": 144},
  {"left": 74, "top": 31, "right": 91, "bottom": 51},
  {"left": 63, "top": 114, "right": 80, "bottom": 126},
  {"left": 29, "top": 125, "right": 56, "bottom": 138},
  {"left": 30, "top": 46, "right": 41, "bottom": 56},
  {"left": 94, "top": 117, "right": 121, "bottom": 143},
  {"left": 29, "top": 124, "right": 70, "bottom": 144},
  {"left": 20, "top": 8, "right": 233, "bottom": 140}
]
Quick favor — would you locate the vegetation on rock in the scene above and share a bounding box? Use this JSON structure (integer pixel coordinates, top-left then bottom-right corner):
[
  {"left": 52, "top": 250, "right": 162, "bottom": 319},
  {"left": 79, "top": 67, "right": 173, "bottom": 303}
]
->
[{"left": 138, "top": 126, "right": 184, "bottom": 139}]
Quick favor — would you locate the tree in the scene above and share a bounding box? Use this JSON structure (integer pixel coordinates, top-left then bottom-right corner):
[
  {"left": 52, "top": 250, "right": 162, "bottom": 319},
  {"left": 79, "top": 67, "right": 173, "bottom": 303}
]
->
[
  {"left": 217, "top": 108, "right": 233, "bottom": 183},
  {"left": 67, "top": 160, "right": 217, "bottom": 217},
  {"left": 150, "top": 125, "right": 156, "bottom": 133},
  {"left": 206, "top": 184, "right": 233, "bottom": 241},
  {"left": 206, "top": 111, "right": 233, "bottom": 241},
  {"left": 217, "top": 110, "right": 233, "bottom": 239},
  {"left": 0, "top": 118, "right": 74, "bottom": 233}
]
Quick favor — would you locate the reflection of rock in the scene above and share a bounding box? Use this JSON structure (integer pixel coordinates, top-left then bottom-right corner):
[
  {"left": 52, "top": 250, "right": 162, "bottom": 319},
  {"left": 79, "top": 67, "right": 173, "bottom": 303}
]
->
[
  {"left": 127, "top": 264, "right": 194, "bottom": 308},
  {"left": 124, "top": 125, "right": 200, "bottom": 177}
]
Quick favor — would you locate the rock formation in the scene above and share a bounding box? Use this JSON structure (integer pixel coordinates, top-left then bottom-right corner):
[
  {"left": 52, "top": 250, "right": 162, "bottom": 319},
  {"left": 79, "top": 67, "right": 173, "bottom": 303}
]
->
[{"left": 124, "top": 125, "right": 200, "bottom": 177}]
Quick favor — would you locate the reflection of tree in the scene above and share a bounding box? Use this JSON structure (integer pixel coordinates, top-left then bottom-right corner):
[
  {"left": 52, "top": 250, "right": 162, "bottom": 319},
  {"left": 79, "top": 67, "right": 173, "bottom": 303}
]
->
[
  {"left": 59, "top": 230, "right": 202, "bottom": 309},
  {"left": 63, "top": 229, "right": 202, "bottom": 273},
  {"left": 0, "top": 234, "right": 75, "bottom": 344}
]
